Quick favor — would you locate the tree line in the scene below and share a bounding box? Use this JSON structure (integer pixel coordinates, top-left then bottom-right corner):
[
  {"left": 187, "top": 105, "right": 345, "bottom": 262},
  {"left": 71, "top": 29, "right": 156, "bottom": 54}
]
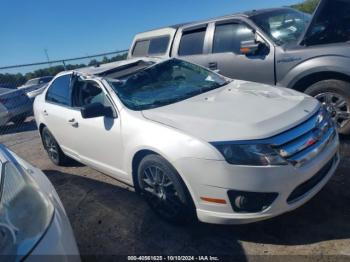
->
[{"left": 0, "top": 53, "right": 127, "bottom": 88}]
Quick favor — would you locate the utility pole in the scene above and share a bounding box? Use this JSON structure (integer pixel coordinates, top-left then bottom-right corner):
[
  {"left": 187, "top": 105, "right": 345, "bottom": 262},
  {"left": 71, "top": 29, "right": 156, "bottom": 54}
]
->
[{"left": 44, "top": 48, "right": 51, "bottom": 66}]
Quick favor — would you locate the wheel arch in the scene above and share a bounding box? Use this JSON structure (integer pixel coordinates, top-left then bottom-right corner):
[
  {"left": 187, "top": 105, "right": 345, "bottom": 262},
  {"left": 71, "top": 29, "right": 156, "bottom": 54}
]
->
[
  {"left": 39, "top": 123, "right": 47, "bottom": 136},
  {"left": 130, "top": 149, "right": 196, "bottom": 208},
  {"left": 291, "top": 71, "right": 350, "bottom": 93}
]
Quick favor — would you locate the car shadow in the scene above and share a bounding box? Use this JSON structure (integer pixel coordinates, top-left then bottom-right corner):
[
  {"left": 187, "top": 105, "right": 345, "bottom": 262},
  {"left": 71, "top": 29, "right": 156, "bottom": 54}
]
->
[
  {"left": 43, "top": 169, "right": 247, "bottom": 259},
  {"left": 44, "top": 152, "right": 350, "bottom": 257},
  {"left": 0, "top": 118, "right": 37, "bottom": 135}
]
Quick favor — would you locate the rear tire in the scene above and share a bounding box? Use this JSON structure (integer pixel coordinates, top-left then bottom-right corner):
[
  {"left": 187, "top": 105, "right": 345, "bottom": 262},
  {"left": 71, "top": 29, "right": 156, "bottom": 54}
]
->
[
  {"left": 41, "top": 127, "right": 70, "bottom": 166},
  {"left": 305, "top": 79, "right": 350, "bottom": 135},
  {"left": 137, "top": 154, "right": 196, "bottom": 224}
]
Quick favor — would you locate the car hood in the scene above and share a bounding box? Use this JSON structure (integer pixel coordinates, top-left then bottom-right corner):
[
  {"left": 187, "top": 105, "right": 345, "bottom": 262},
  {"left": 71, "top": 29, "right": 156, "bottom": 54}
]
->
[
  {"left": 301, "top": 0, "right": 350, "bottom": 46},
  {"left": 142, "top": 81, "right": 319, "bottom": 142}
]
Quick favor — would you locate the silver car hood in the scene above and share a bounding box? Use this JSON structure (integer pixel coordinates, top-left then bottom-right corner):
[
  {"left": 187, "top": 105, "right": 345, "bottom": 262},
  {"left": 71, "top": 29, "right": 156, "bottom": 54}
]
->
[{"left": 142, "top": 81, "right": 319, "bottom": 142}]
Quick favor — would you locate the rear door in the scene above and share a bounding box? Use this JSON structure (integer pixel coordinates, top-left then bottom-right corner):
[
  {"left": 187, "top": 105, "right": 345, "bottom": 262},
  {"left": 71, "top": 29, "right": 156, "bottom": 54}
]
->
[
  {"left": 171, "top": 23, "right": 210, "bottom": 67},
  {"left": 205, "top": 19, "right": 275, "bottom": 84},
  {"left": 42, "top": 73, "right": 79, "bottom": 158}
]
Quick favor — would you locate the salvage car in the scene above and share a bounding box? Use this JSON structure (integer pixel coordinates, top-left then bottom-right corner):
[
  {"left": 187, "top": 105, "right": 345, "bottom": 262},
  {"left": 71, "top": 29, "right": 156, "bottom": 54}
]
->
[
  {"left": 0, "top": 87, "right": 32, "bottom": 127},
  {"left": 128, "top": 0, "right": 350, "bottom": 135},
  {"left": 34, "top": 58, "right": 339, "bottom": 224},
  {"left": 18, "top": 76, "right": 53, "bottom": 101},
  {"left": 0, "top": 144, "right": 79, "bottom": 261}
]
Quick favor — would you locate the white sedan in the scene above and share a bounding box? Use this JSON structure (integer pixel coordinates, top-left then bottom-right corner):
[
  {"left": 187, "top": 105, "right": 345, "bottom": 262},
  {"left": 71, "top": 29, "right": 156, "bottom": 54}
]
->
[
  {"left": 0, "top": 144, "right": 79, "bottom": 260},
  {"left": 34, "top": 58, "right": 339, "bottom": 224}
]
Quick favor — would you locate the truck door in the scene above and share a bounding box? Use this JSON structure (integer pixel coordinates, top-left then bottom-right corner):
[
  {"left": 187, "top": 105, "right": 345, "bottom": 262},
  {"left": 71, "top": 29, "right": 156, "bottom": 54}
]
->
[
  {"left": 205, "top": 20, "right": 275, "bottom": 85},
  {"left": 171, "top": 24, "right": 210, "bottom": 68}
]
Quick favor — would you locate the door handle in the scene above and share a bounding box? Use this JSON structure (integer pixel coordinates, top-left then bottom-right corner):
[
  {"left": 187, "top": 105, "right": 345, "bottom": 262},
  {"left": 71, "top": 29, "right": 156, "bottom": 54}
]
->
[
  {"left": 68, "top": 118, "right": 79, "bottom": 128},
  {"left": 208, "top": 62, "right": 218, "bottom": 70}
]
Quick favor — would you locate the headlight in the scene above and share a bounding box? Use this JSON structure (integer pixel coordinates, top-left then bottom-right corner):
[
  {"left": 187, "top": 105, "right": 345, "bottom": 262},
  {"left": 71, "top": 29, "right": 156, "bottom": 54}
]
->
[
  {"left": 211, "top": 143, "right": 288, "bottom": 166},
  {"left": 0, "top": 160, "right": 54, "bottom": 258}
]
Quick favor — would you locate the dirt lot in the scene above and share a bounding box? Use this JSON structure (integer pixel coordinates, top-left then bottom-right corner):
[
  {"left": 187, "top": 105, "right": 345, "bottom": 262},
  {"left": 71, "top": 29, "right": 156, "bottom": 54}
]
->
[{"left": 1, "top": 118, "right": 350, "bottom": 261}]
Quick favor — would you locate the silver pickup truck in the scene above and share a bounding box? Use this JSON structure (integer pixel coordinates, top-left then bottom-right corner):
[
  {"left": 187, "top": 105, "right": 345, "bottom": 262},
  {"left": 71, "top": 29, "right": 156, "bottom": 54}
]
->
[{"left": 128, "top": 0, "right": 350, "bottom": 134}]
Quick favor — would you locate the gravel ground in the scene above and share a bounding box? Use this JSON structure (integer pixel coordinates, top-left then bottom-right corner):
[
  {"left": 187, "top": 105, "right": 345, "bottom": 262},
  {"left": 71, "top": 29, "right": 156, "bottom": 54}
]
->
[{"left": 1, "top": 118, "right": 350, "bottom": 261}]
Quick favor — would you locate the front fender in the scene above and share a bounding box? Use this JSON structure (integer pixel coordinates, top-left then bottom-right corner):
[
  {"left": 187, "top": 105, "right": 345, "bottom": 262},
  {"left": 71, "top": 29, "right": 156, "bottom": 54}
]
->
[
  {"left": 278, "top": 55, "right": 350, "bottom": 89},
  {"left": 120, "top": 111, "right": 223, "bottom": 180}
]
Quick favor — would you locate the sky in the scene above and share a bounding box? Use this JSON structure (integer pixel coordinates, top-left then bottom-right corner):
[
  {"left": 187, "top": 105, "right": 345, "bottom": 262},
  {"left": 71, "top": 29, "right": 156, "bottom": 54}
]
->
[{"left": 0, "top": 0, "right": 299, "bottom": 69}]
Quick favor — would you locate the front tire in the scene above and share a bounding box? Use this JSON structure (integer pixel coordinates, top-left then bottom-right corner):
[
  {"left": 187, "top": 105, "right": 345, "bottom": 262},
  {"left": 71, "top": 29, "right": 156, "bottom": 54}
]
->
[
  {"left": 137, "top": 154, "right": 196, "bottom": 224},
  {"left": 305, "top": 79, "right": 350, "bottom": 135},
  {"left": 41, "top": 127, "right": 69, "bottom": 166}
]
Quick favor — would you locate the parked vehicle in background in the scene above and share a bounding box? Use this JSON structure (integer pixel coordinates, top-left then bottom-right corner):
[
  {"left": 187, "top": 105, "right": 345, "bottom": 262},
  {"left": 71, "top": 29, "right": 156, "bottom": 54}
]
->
[
  {"left": 0, "top": 144, "right": 80, "bottom": 261},
  {"left": 128, "top": 0, "right": 350, "bottom": 135},
  {"left": 18, "top": 76, "right": 53, "bottom": 101},
  {"left": 0, "top": 83, "right": 17, "bottom": 90},
  {"left": 34, "top": 58, "right": 339, "bottom": 225},
  {"left": 0, "top": 88, "right": 32, "bottom": 126}
]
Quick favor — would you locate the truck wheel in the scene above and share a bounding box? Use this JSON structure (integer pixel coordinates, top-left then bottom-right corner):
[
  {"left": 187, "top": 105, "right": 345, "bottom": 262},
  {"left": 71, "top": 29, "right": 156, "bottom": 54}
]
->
[
  {"left": 137, "top": 154, "right": 196, "bottom": 224},
  {"left": 305, "top": 79, "right": 350, "bottom": 135}
]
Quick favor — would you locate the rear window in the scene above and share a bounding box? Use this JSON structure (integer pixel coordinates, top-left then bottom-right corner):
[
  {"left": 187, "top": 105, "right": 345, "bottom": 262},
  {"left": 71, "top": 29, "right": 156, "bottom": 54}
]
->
[
  {"left": 178, "top": 27, "right": 206, "bottom": 56},
  {"left": 46, "top": 75, "right": 71, "bottom": 106},
  {"left": 132, "top": 36, "right": 170, "bottom": 57}
]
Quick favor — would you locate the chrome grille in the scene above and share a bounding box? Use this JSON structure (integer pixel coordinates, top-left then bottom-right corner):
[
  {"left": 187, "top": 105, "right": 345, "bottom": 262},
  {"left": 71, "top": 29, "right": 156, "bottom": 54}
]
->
[{"left": 271, "top": 107, "right": 337, "bottom": 167}]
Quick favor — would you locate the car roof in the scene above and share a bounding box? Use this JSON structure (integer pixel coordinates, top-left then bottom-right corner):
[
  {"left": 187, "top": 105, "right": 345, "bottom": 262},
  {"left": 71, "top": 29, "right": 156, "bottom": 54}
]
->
[{"left": 57, "top": 57, "right": 163, "bottom": 78}]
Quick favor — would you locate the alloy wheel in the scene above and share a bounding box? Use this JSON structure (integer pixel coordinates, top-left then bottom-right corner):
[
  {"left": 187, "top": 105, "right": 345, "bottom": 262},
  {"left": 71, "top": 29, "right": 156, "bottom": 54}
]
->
[
  {"left": 315, "top": 92, "right": 350, "bottom": 129},
  {"left": 140, "top": 165, "right": 182, "bottom": 219},
  {"left": 43, "top": 132, "right": 59, "bottom": 163}
]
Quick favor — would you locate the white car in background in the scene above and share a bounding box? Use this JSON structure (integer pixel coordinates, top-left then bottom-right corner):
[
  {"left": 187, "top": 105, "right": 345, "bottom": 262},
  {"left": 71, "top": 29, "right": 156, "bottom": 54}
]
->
[
  {"left": 34, "top": 58, "right": 339, "bottom": 224},
  {"left": 0, "top": 144, "right": 80, "bottom": 260}
]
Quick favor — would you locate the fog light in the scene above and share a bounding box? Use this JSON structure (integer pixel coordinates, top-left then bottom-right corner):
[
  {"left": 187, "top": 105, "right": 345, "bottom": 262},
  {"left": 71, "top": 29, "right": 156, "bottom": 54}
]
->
[{"left": 227, "top": 190, "right": 278, "bottom": 213}]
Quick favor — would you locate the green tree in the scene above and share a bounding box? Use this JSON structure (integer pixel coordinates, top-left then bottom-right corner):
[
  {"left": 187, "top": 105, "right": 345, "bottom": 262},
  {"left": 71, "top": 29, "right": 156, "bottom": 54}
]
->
[{"left": 292, "top": 0, "right": 320, "bottom": 14}]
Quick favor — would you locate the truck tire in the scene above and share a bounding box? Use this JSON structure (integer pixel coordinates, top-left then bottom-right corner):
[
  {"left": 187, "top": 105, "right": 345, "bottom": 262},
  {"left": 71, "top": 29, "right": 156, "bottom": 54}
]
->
[{"left": 305, "top": 79, "right": 350, "bottom": 135}]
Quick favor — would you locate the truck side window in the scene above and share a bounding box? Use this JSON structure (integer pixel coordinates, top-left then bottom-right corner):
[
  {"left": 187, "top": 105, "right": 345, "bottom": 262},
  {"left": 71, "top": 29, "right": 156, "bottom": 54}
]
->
[
  {"left": 132, "top": 36, "right": 170, "bottom": 57},
  {"left": 132, "top": 40, "right": 150, "bottom": 57},
  {"left": 178, "top": 27, "right": 206, "bottom": 56},
  {"left": 213, "top": 23, "right": 255, "bottom": 54},
  {"left": 148, "top": 36, "right": 170, "bottom": 55}
]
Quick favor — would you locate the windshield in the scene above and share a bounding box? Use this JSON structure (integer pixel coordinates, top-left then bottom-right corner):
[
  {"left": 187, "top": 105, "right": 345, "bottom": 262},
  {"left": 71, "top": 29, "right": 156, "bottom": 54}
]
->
[
  {"left": 251, "top": 9, "right": 311, "bottom": 45},
  {"left": 107, "top": 59, "right": 229, "bottom": 110}
]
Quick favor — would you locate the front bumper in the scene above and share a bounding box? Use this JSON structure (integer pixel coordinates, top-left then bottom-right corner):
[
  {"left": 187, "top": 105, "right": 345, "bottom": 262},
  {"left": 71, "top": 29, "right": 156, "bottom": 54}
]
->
[{"left": 173, "top": 133, "right": 340, "bottom": 225}]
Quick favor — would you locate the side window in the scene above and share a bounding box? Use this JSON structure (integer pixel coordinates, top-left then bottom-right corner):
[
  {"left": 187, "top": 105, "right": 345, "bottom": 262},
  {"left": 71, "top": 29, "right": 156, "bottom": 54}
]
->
[
  {"left": 71, "top": 79, "right": 112, "bottom": 108},
  {"left": 148, "top": 36, "right": 170, "bottom": 55},
  {"left": 132, "top": 36, "right": 170, "bottom": 57},
  {"left": 178, "top": 27, "right": 206, "bottom": 56},
  {"left": 46, "top": 75, "right": 71, "bottom": 106},
  {"left": 213, "top": 23, "right": 255, "bottom": 54},
  {"left": 132, "top": 40, "right": 150, "bottom": 57}
]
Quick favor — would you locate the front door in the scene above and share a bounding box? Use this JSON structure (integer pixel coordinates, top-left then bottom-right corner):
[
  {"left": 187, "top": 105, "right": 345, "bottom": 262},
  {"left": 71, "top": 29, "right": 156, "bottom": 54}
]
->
[
  {"left": 206, "top": 21, "right": 275, "bottom": 85},
  {"left": 68, "top": 77, "right": 127, "bottom": 180}
]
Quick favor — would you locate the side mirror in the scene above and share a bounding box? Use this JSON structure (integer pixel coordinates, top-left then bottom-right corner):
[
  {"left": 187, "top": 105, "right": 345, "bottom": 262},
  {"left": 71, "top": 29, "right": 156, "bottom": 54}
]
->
[
  {"left": 80, "top": 103, "right": 115, "bottom": 119},
  {"left": 240, "top": 40, "right": 265, "bottom": 56}
]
